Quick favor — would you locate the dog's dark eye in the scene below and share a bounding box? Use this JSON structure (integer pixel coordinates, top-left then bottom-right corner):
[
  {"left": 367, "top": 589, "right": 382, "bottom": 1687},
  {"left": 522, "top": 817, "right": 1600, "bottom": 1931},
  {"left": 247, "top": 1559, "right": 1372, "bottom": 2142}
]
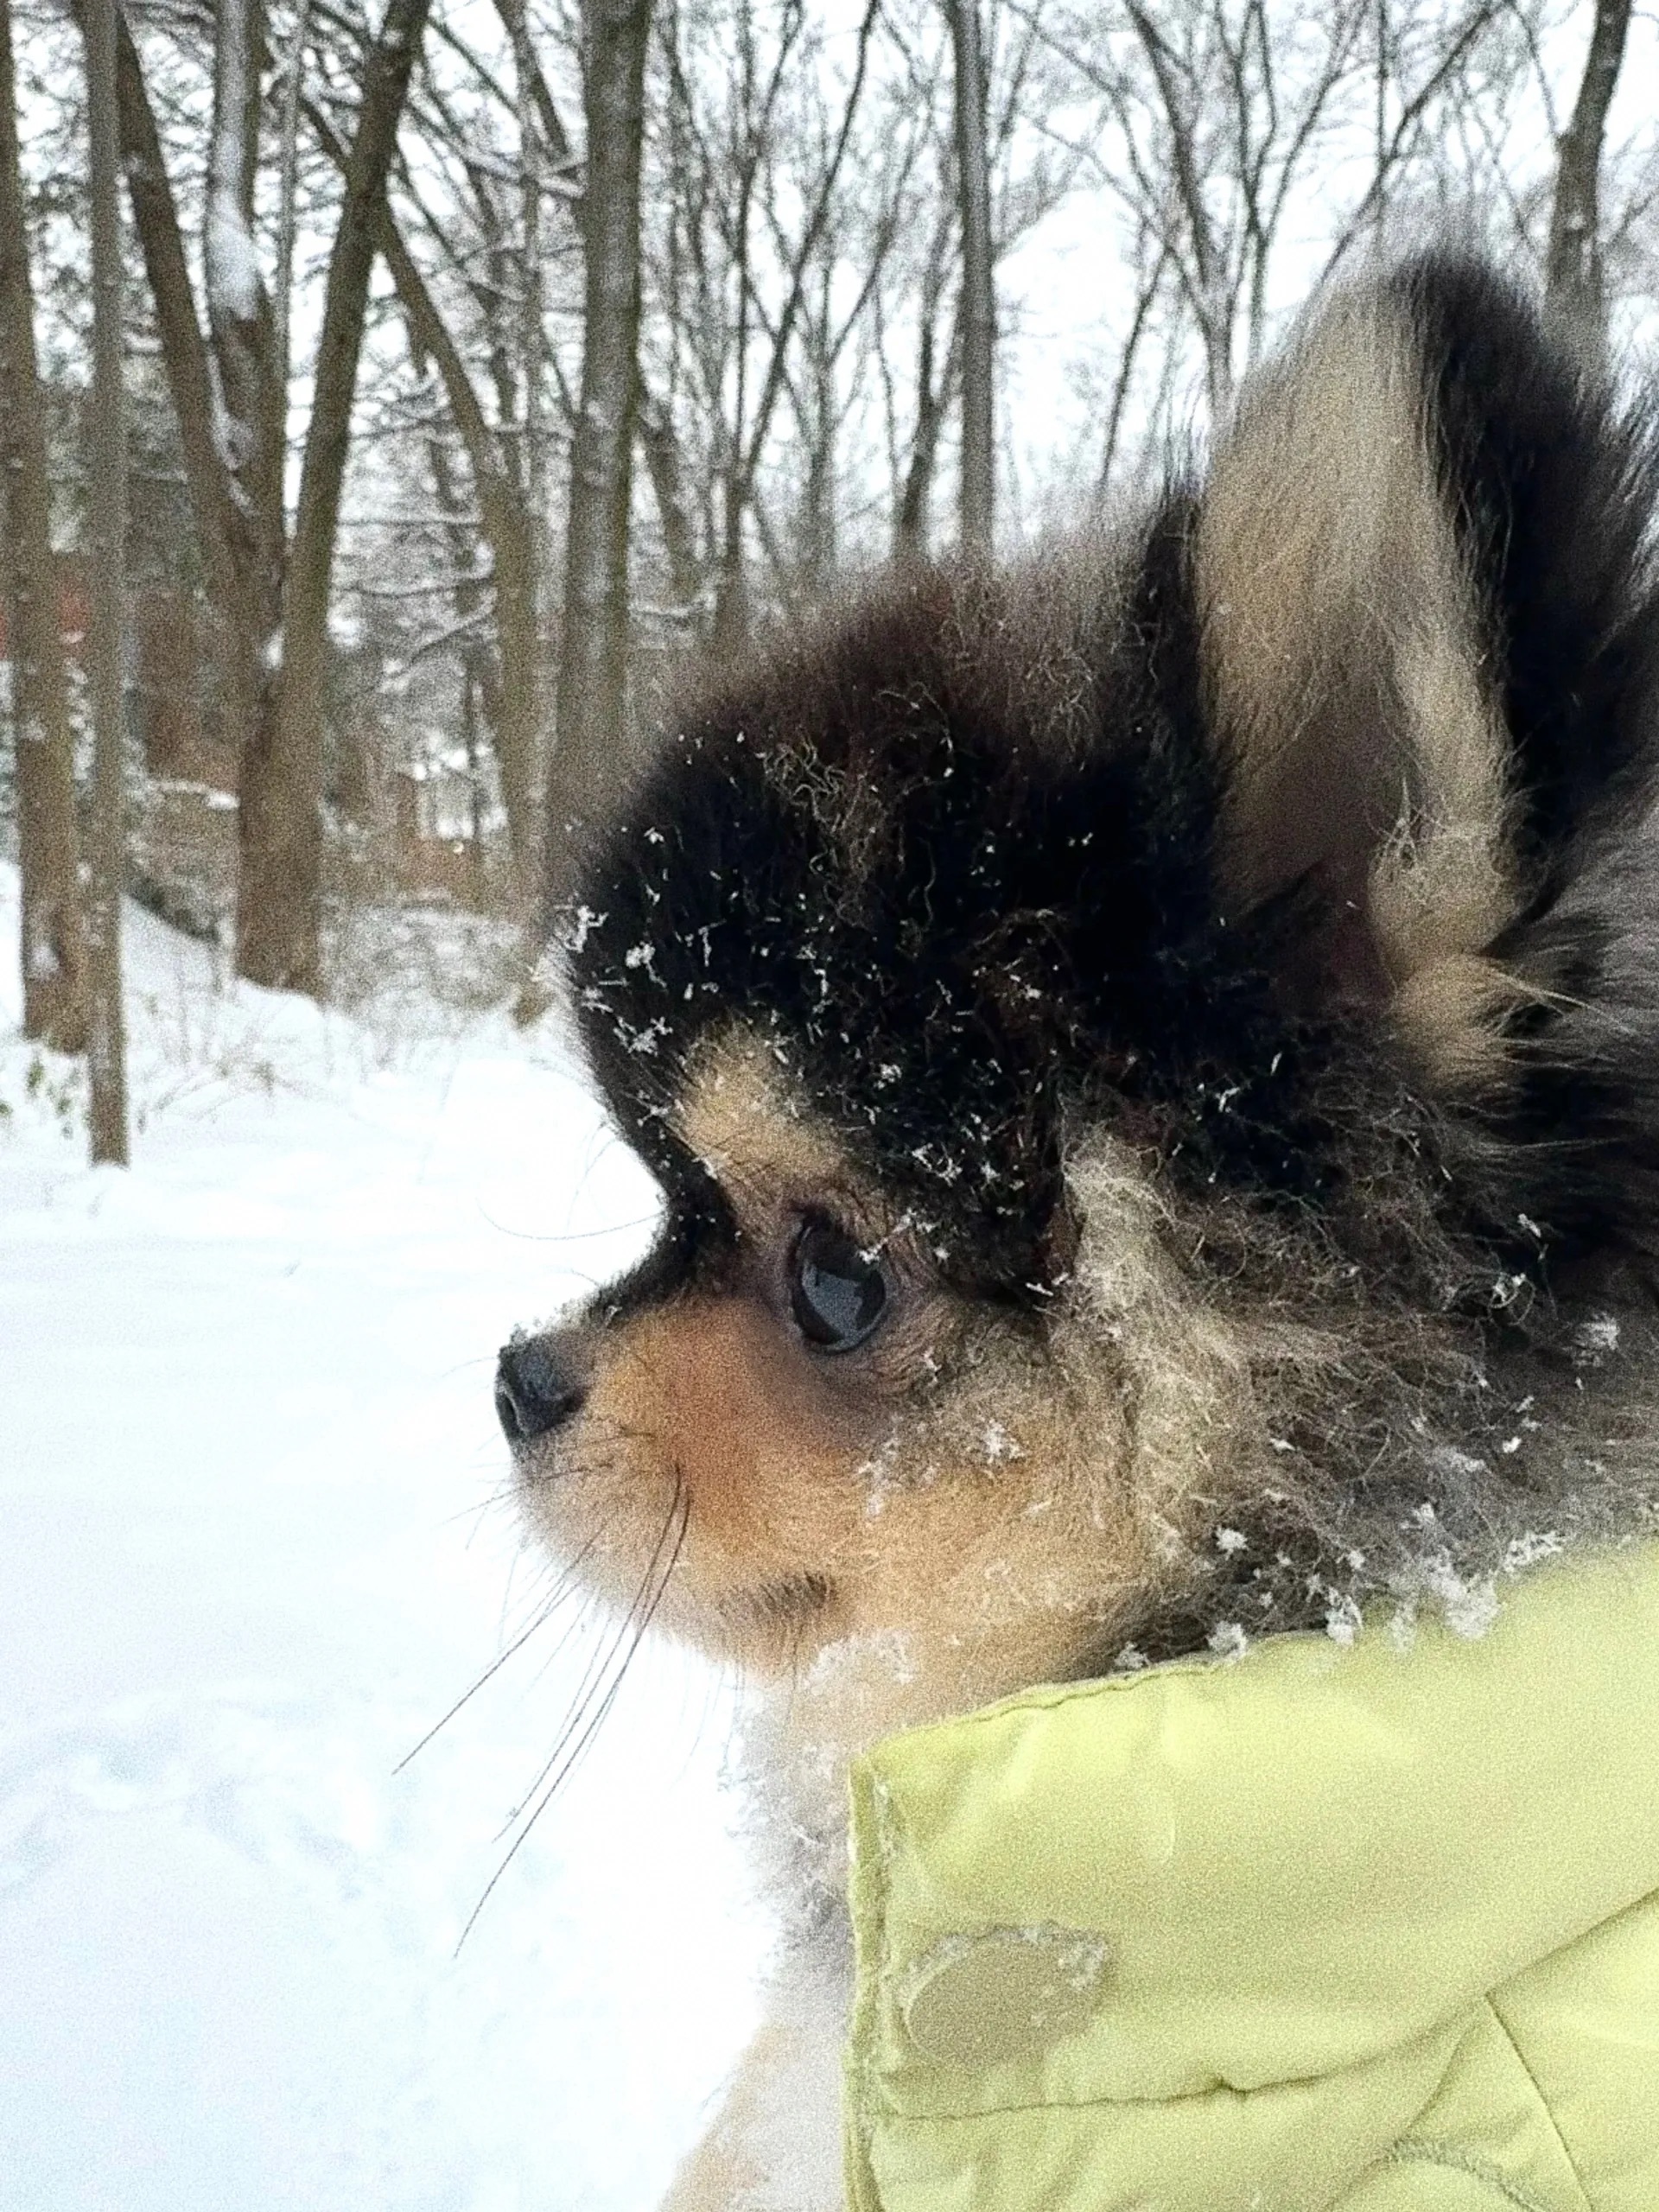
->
[{"left": 790, "top": 1220, "right": 889, "bottom": 1352}]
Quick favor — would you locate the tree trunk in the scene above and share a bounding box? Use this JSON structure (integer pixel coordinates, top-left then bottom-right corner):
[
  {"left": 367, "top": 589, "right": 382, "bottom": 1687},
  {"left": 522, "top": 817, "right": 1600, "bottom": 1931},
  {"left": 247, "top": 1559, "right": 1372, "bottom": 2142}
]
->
[
  {"left": 426, "top": 427, "right": 494, "bottom": 908},
  {"left": 0, "top": 0, "right": 86, "bottom": 1050},
  {"left": 207, "top": 0, "right": 284, "bottom": 599},
  {"left": 273, "top": 0, "right": 315, "bottom": 391},
  {"left": 505, "top": 0, "right": 551, "bottom": 672},
  {"left": 550, "top": 0, "right": 653, "bottom": 882},
  {"left": 207, "top": 0, "right": 285, "bottom": 827},
  {"left": 895, "top": 303, "right": 959, "bottom": 568},
  {"left": 945, "top": 0, "right": 994, "bottom": 556},
  {"left": 237, "top": 0, "right": 434, "bottom": 995},
  {"left": 81, "top": 0, "right": 128, "bottom": 1162},
  {"left": 638, "top": 384, "right": 702, "bottom": 620},
  {"left": 1545, "top": 0, "right": 1633, "bottom": 367},
  {"left": 308, "top": 97, "right": 544, "bottom": 911},
  {"left": 101, "top": 4, "right": 244, "bottom": 674},
  {"left": 799, "top": 261, "right": 837, "bottom": 598},
  {"left": 96, "top": 0, "right": 276, "bottom": 832}
]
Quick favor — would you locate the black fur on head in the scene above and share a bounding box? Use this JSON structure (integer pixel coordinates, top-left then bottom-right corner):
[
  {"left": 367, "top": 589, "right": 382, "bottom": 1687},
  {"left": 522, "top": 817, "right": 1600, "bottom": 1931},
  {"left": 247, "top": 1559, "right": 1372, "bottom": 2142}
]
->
[
  {"left": 571, "top": 507, "right": 1299, "bottom": 1301},
  {"left": 558, "top": 251, "right": 1659, "bottom": 1654}
]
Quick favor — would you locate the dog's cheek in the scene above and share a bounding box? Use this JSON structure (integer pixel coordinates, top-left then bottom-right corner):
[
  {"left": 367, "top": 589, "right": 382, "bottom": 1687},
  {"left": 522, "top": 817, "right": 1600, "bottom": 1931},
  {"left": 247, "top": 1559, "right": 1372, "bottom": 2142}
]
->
[
  {"left": 830, "top": 1356, "right": 1148, "bottom": 1682},
  {"left": 543, "top": 1300, "right": 867, "bottom": 1617}
]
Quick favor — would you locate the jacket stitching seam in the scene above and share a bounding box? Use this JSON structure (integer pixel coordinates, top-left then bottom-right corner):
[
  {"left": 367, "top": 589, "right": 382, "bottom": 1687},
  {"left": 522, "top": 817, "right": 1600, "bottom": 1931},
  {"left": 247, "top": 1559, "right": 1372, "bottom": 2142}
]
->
[
  {"left": 1386, "top": 2139, "right": 1550, "bottom": 2210},
  {"left": 1481, "top": 1993, "right": 1597, "bottom": 2212},
  {"left": 861, "top": 2081, "right": 1379, "bottom": 2125},
  {"left": 871, "top": 1648, "right": 1242, "bottom": 1751},
  {"left": 858, "top": 2005, "right": 1615, "bottom": 2173},
  {"left": 847, "top": 1777, "right": 903, "bottom": 2208}
]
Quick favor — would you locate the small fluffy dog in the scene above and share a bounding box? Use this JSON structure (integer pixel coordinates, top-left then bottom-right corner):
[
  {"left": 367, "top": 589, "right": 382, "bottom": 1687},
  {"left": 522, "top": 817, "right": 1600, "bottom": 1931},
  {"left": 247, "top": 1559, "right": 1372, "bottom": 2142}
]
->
[{"left": 496, "top": 253, "right": 1659, "bottom": 2208}]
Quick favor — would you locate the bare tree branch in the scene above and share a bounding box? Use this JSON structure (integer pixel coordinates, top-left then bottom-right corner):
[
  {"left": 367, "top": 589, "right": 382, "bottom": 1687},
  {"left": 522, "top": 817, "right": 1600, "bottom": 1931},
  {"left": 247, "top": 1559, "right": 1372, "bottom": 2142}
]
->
[{"left": 1545, "top": 0, "right": 1633, "bottom": 363}]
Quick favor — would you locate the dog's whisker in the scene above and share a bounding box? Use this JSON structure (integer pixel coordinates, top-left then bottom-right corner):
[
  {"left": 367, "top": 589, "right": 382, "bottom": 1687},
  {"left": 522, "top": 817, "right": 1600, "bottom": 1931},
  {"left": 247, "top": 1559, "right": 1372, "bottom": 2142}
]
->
[
  {"left": 393, "top": 1602, "right": 560, "bottom": 1777},
  {"left": 394, "top": 1539, "right": 598, "bottom": 1776},
  {"left": 456, "top": 1482, "right": 690, "bottom": 1954},
  {"left": 488, "top": 1480, "right": 687, "bottom": 1839},
  {"left": 525, "top": 1589, "right": 607, "bottom": 1688},
  {"left": 472, "top": 1205, "right": 663, "bottom": 1247}
]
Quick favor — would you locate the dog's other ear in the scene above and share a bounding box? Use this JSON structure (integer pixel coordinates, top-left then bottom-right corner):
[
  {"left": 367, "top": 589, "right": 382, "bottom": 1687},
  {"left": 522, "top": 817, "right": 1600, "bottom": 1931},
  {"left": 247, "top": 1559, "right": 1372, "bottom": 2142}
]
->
[{"left": 1198, "top": 252, "right": 1659, "bottom": 1089}]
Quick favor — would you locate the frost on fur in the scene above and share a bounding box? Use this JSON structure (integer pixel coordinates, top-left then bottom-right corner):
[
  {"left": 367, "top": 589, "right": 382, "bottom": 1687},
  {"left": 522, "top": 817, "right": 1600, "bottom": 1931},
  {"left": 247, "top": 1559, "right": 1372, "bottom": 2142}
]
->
[{"left": 511, "top": 247, "right": 1659, "bottom": 1875}]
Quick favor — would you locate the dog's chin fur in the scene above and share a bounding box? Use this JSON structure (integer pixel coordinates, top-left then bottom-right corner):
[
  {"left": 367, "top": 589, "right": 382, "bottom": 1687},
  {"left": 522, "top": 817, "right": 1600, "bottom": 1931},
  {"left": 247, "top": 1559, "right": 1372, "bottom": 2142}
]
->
[{"left": 505, "top": 253, "right": 1659, "bottom": 1958}]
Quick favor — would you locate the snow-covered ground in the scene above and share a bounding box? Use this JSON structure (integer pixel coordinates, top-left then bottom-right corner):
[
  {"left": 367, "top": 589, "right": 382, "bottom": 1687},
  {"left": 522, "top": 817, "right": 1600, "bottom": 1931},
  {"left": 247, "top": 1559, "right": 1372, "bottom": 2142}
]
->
[{"left": 0, "top": 864, "right": 767, "bottom": 2211}]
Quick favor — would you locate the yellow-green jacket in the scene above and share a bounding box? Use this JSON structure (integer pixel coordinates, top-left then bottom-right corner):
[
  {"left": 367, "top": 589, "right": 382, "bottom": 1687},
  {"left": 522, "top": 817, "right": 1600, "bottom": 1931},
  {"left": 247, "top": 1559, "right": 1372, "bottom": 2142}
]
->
[{"left": 844, "top": 1548, "right": 1659, "bottom": 2211}]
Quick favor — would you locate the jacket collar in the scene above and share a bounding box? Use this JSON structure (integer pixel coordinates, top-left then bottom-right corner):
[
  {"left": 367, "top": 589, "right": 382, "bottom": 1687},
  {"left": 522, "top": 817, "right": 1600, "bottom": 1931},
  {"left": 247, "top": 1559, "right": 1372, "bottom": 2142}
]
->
[{"left": 844, "top": 1544, "right": 1659, "bottom": 2205}]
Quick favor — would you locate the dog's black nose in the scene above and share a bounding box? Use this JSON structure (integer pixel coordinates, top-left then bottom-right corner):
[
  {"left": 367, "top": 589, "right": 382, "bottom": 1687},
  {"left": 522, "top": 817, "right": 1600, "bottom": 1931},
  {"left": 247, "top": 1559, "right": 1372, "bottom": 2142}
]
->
[{"left": 495, "top": 1332, "right": 588, "bottom": 1444}]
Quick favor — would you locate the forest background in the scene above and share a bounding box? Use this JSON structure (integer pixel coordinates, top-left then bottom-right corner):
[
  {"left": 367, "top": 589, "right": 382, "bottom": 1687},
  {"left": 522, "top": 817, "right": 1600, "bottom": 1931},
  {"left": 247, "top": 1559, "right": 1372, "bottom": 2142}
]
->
[
  {"left": 1, "top": 0, "right": 1657, "bottom": 1151},
  {"left": 3, "top": 7, "right": 1659, "bottom": 2200}
]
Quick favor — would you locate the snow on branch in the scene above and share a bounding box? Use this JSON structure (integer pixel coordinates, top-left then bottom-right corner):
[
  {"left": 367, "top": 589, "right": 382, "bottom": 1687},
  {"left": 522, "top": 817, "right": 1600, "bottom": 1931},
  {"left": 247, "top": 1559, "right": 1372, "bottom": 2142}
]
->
[{"left": 206, "top": 0, "right": 264, "bottom": 325}]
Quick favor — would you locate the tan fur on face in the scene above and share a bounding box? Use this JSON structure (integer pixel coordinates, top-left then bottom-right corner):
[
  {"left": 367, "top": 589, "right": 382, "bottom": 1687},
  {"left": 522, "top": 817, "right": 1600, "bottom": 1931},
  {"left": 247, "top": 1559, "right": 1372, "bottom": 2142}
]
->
[
  {"left": 1199, "top": 284, "right": 1534, "bottom": 1087},
  {"left": 520, "top": 1032, "right": 1207, "bottom": 1753},
  {"left": 522, "top": 1022, "right": 1316, "bottom": 1808},
  {"left": 521, "top": 1060, "right": 1442, "bottom": 1915},
  {"left": 678, "top": 1030, "right": 849, "bottom": 1201},
  {"left": 555, "top": 1291, "right": 1152, "bottom": 1681}
]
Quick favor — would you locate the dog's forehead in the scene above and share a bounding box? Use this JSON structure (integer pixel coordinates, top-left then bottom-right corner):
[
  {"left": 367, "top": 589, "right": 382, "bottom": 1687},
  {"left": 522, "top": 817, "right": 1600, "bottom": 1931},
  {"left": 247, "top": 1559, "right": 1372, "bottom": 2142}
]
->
[
  {"left": 567, "top": 538, "right": 1227, "bottom": 1286},
  {"left": 673, "top": 1027, "right": 850, "bottom": 1195}
]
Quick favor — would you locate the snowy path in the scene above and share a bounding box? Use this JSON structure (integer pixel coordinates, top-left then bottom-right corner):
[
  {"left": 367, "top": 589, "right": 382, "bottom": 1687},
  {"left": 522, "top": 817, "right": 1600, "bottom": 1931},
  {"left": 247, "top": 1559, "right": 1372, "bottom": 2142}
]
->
[{"left": 0, "top": 868, "right": 766, "bottom": 2211}]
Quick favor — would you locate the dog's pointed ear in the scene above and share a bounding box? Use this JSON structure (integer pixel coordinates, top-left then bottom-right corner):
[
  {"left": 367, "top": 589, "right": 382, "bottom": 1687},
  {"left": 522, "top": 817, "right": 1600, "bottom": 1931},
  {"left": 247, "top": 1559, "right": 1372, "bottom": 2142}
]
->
[{"left": 1196, "top": 254, "right": 1659, "bottom": 1089}]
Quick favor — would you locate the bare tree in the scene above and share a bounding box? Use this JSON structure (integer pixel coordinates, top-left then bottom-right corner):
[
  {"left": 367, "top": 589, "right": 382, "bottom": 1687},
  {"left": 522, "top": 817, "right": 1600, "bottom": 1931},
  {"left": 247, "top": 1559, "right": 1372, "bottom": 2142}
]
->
[
  {"left": 98, "top": 0, "right": 288, "bottom": 983},
  {"left": 99, "top": 3, "right": 260, "bottom": 748},
  {"left": 81, "top": 0, "right": 129, "bottom": 1162},
  {"left": 874, "top": 0, "right": 1077, "bottom": 565},
  {"left": 504, "top": 0, "right": 552, "bottom": 660},
  {"left": 106, "top": 0, "right": 443, "bottom": 991},
  {"left": 888, "top": 193, "right": 960, "bottom": 568},
  {"left": 207, "top": 0, "right": 286, "bottom": 652},
  {"left": 550, "top": 0, "right": 653, "bottom": 864},
  {"left": 946, "top": 0, "right": 995, "bottom": 550},
  {"left": 1094, "top": 223, "right": 1168, "bottom": 498},
  {"left": 0, "top": 0, "right": 87, "bottom": 1052},
  {"left": 763, "top": 81, "right": 921, "bottom": 600},
  {"left": 1545, "top": 0, "right": 1633, "bottom": 365},
  {"left": 1114, "top": 0, "right": 1371, "bottom": 411},
  {"left": 308, "top": 96, "right": 545, "bottom": 908},
  {"left": 652, "top": 0, "right": 883, "bottom": 644},
  {"left": 1027, "top": 0, "right": 1520, "bottom": 453},
  {"left": 638, "top": 378, "right": 703, "bottom": 615},
  {"left": 1318, "top": 0, "right": 1522, "bottom": 279},
  {"left": 238, "top": 0, "right": 435, "bottom": 993}
]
